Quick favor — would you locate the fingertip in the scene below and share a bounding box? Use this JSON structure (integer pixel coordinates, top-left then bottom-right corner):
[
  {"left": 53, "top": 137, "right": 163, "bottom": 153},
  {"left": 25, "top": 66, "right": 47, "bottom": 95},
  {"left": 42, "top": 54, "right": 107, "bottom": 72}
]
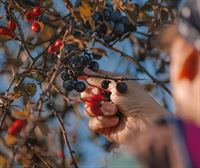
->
[{"left": 100, "top": 102, "right": 118, "bottom": 116}]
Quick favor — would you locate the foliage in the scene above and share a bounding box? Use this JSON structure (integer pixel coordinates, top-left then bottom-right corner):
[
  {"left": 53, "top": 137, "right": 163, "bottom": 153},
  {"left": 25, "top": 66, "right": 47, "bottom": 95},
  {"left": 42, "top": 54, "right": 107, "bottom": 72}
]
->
[{"left": 0, "top": 0, "right": 179, "bottom": 167}]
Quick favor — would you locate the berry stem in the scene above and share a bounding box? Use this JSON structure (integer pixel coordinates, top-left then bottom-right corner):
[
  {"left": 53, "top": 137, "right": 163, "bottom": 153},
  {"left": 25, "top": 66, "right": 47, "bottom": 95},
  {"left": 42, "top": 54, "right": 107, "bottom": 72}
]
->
[{"left": 83, "top": 73, "right": 145, "bottom": 81}]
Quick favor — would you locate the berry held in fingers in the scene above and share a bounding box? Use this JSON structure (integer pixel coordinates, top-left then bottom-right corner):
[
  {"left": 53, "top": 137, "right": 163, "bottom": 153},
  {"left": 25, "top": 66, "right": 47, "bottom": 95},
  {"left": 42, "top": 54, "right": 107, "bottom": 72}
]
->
[{"left": 116, "top": 82, "right": 128, "bottom": 93}]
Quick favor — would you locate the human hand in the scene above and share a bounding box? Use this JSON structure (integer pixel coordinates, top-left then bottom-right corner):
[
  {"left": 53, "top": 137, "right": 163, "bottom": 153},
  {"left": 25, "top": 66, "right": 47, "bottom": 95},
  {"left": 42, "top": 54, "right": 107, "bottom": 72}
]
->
[{"left": 81, "top": 70, "right": 166, "bottom": 144}]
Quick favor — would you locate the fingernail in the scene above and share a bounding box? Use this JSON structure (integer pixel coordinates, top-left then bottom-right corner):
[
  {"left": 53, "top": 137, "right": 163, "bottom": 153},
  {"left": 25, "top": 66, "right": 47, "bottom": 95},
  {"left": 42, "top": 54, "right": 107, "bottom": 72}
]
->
[{"left": 101, "top": 103, "right": 117, "bottom": 115}]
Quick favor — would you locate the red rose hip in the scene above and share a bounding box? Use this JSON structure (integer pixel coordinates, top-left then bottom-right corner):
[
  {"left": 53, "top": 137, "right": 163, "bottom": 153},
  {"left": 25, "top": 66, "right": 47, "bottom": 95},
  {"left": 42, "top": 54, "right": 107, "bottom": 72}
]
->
[
  {"left": 31, "top": 22, "right": 41, "bottom": 32},
  {"left": 8, "top": 19, "right": 17, "bottom": 31}
]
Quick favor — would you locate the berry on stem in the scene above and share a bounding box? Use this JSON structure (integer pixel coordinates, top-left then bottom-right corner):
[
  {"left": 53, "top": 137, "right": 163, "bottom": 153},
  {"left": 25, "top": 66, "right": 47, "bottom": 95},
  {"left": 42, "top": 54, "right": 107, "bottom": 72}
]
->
[
  {"left": 89, "top": 61, "right": 99, "bottom": 72},
  {"left": 54, "top": 39, "right": 63, "bottom": 49},
  {"left": 101, "top": 80, "right": 111, "bottom": 89},
  {"left": 63, "top": 80, "right": 75, "bottom": 91},
  {"left": 116, "top": 82, "right": 128, "bottom": 93},
  {"left": 75, "top": 81, "right": 86, "bottom": 92},
  {"left": 48, "top": 45, "right": 56, "bottom": 54},
  {"left": 31, "top": 22, "right": 41, "bottom": 32},
  {"left": 32, "top": 6, "right": 43, "bottom": 16},
  {"left": 7, "top": 119, "right": 25, "bottom": 135},
  {"left": 61, "top": 71, "right": 70, "bottom": 81},
  {"left": 25, "top": 11, "right": 36, "bottom": 23},
  {"left": 8, "top": 19, "right": 17, "bottom": 31}
]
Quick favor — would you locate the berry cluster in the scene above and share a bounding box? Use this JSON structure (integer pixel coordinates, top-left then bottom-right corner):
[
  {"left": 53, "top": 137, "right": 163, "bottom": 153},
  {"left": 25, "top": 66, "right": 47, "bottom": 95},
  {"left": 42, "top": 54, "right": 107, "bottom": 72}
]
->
[
  {"left": 25, "top": 6, "right": 44, "bottom": 32},
  {"left": 7, "top": 119, "right": 25, "bottom": 135},
  {"left": 61, "top": 52, "right": 100, "bottom": 93},
  {"left": 85, "top": 4, "right": 136, "bottom": 43}
]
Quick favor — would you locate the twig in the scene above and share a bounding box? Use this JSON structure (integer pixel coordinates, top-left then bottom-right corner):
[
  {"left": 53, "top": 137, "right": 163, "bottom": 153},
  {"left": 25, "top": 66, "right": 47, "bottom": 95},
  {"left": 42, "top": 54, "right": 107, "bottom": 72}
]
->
[
  {"left": 53, "top": 110, "right": 79, "bottom": 168},
  {"left": 95, "top": 39, "right": 172, "bottom": 95},
  {"left": 27, "top": 144, "right": 53, "bottom": 168},
  {"left": 83, "top": 73, "right": 146, "bottom": 81}
]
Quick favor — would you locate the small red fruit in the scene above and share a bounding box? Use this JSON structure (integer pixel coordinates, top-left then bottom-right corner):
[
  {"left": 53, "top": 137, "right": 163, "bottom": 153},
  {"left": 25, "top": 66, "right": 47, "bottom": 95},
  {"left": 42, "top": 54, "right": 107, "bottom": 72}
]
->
[
  {"left": 56, "top": 151, "right": 65, "bottom": 158},
  {"left": 8, "top": 125, "right": 18, "bottom": 135},
  {"left": 7, "top": 119, "right": 25, "bottom": 135},
  {"left": 0, "top": 26, "right": 15, "bottom": 41},
  {"left": 13, "top": 119, "right": 24, "bottom": 130},
  {"left": 54, "top": 39, "right": 63, "bottom": 49},
  {"left": 32, "top": 6, "right": 43, "bottom": 16},
  {"left": 84, "top": 94, "right": 104, "bottom": 116},
  {"left": 31, "top": 22, "right": 41, "bottom": 32},
  {"left": 8, "top": 19, "right": 17, "bottom": 31},
  {"left": 25, "top": 11, "right": 36, "bottom": 23},
  {"left": 48, "top": 45, "right": 56, "bottom": 54}
]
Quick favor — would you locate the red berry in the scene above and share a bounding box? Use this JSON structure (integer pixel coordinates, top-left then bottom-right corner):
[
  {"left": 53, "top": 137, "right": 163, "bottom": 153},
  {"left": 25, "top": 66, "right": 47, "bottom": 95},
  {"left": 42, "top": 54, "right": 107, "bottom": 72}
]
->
[
  {"left": 8, "top": 19, "right": 17, "bottom": 31},
  {"left": 54, "top": 39, "right": 63, "bottom": 49},
  {"left": 0, "top": 26, "right": 15, "bottom": 40},
  {"left": 56, "top": 151, "right": 65, "bottom": 158},
  {"left": 32, "top": 6, "right": 43, "bottom": 16},
  {"left": 13, "top": 119, "right": 24, "bottom": 130},
  {"left": 84, "top": 94, "right": 104, "bottom": 116},
  {"left": 31, "top": 22, "right": 41, "bottom": 32},
  {"left": 8, "top": 125, "right": 18, "bottom": 135},
  {"left": 48, "top": 45, "right": 56, "bottom": 54},
  {"left": 25, "top": 11, "right": 36, "bottom": 23}
]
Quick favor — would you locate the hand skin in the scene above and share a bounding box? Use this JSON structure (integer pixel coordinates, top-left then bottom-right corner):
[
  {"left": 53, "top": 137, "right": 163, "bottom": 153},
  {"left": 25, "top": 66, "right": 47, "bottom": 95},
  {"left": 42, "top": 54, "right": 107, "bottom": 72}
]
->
[{"left": 81, "top": 70, "right": 166, "bottom": 144}]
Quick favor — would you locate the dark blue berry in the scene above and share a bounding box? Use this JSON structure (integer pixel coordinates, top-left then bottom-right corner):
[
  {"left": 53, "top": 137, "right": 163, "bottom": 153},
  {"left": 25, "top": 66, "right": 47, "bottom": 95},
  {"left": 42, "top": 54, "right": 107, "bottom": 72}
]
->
[
  {"left": 89, "top": 61, "right": 100, "bottom": 72},
  {"left": 116, "top": 82, "right": 128, "bottom": 93},
  {"left": 93, "top": 12, "right": 100, "bottom": 22},
  {"left": 104, "top": 11, "right": 110, "bottom": 20},
  {"left": 121, "top": 16, "right": 129, "bottom": 26},
  {"left": 75, "top": 81, "right": 86, "bottom": 92},
  {"left": 63, "top": 80, "right": 75, "bottom": 91},
  {"left": 101, "top": 80, "right": 111, "bottom": 89},
  {"left": 66, "top": 44, "right": 77, "bottom": 53},
  {"left": 61, "top": 71, "right": 70, "bottom": 81},
  {"left": 70, "top": 57, "right": 82, "bottom": 68},
  {"left": 114, "top": 23, "right": 125, "bottom": 35},
  {"left": 111, "top": 11, "right": 122, "bottom": 22}
]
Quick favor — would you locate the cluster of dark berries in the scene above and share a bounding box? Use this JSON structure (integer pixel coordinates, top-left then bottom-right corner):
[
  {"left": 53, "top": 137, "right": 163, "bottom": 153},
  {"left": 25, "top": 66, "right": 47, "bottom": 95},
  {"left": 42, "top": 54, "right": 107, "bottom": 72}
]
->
[
  {"left": 90, "top": 4, "right": 136, "bottom": 43},
  {"left": 60, "top": 51, "right": 100, "bottom": 93},
  {"left": 63, "top": 80, "right": 86, "bottom": 93},
  {"left": 101, "top": 80, "right": 128, "bottom": 93}
]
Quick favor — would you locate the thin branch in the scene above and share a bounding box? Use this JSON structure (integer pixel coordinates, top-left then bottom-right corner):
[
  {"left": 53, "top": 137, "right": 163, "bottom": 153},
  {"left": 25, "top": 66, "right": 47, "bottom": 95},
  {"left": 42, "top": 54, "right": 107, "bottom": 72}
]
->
[
  {"left": 53, "top": 110, "right": 78, "bottom": 168},
  {"left": 83, "top": 73, "right": 146, "bottom": 81},
  {"left": 95, "top": 39, "right": 172, "bottom": 95}
]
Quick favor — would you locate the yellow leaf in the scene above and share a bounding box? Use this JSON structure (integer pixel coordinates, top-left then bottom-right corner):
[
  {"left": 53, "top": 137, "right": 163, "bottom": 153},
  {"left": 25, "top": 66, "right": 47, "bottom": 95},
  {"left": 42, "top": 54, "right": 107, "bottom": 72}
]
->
[
  {"left": 78, "top": 3, "right": 92, "bottom": 23},
  {"left": 66, "top": 35, "right": 87, "bottom": 50},
  {"left": 25, "top": 83, "right": 37, "bottom": 97},
  {"left": 112, "top": 0, "right": 123, "bottom": 11},
  {"left": 11, "top": 109, "right": 29, "bottom": 119},
  {"left": 91, "top": 48, "right": 107, "bottom": 57},
  {"left": 5, "top": 134, "right": 18, "bottom": 146},
  {"left": 0, "top": 155, "right": 7, "bottom": 168}
]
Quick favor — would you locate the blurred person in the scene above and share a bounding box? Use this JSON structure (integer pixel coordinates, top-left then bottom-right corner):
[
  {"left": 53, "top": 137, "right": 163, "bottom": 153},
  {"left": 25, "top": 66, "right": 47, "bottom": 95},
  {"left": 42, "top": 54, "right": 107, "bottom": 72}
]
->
[{"left": 81, "top": 0, "right": 200, "bottom": 167}]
